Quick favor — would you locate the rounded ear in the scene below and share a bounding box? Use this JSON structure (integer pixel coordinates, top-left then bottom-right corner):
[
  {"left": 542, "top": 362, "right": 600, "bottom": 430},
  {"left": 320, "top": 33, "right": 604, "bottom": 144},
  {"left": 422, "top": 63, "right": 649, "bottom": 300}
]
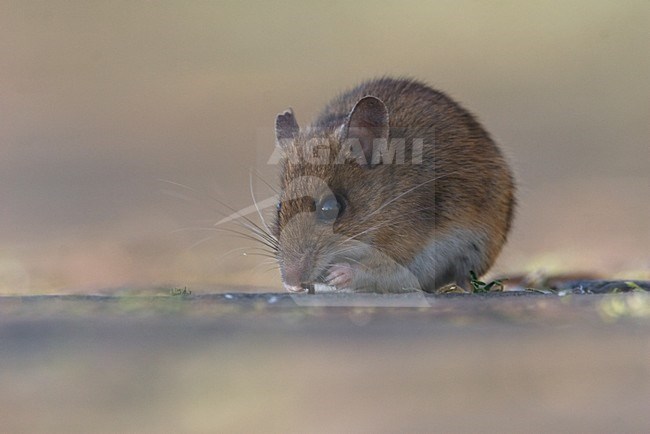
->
[
  {"left": 342, "top": 96, "right": 389, "bottom": 166},
  {"left": 275, "top": 108, "right": 299, "bottom": 146}
]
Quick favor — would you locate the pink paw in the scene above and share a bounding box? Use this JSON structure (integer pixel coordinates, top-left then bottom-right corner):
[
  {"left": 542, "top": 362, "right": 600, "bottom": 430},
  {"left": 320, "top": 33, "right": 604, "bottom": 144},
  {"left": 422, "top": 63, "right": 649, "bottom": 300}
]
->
[{"left": 327, "top": 263, "right": 354, "bottom": 289}]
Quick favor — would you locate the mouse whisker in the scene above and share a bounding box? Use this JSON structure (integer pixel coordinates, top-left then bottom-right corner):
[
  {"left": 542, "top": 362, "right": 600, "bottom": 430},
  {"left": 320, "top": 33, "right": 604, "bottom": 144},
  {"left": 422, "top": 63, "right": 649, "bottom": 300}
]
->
[
  {"left": 249, "top": 169, "right": 275, "bottom": 241},
  {"left": 186, "top": 234, "right": 218, "bottom": 251},
  {"left": 248, "top": 167, "right": 279, "bottom": 195},
  {"left": 251, "top": 260, "right": 281, "bottom": 276},
  {"left": 258, "top": 265, "right": 279, "bottom": 273},
  {"left": 343, "top": 225, "right": 381, "bottom": 242},
  {"left": 347, "top": 204, "right": 439, "bottom": 239},
  {"left": 223, "top": 214, "right": 278, "bottom": 247},
  {"left": 209, "top": 226, "right": 278, "bottom": 251},
  {"left": 215, "top": 246, "right": 257, "bottom": 262},
  {"left": 337, "top": 256, "right": 364, "bottom": 267},
  {"left": 241, "top": 252, "right": 279, "bottom": 259},
  {"left": 328, "top": 248, "right": 362, "bottom": 260},
  {"left": 160, "top": 178, "right": 279, "bottom": 249},
  {"left": 227, "top": 216, "right": 278, "bottom": 249},
  {"left": 358, "top": 172, "right": 459, "bottom": 226}
]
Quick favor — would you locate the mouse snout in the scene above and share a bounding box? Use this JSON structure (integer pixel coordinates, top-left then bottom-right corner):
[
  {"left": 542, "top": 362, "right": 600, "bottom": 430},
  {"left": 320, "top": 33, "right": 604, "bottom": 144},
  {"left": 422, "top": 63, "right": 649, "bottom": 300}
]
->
[{"left": 281, "top": 257, "right": 314, "bottom": 292}]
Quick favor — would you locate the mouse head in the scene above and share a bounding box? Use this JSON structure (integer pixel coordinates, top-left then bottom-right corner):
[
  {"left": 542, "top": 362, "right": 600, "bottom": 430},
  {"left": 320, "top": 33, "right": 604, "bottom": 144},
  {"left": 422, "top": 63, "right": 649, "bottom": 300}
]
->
[{"left": 271, "top": 97, "right": 391, "bottom": 292}]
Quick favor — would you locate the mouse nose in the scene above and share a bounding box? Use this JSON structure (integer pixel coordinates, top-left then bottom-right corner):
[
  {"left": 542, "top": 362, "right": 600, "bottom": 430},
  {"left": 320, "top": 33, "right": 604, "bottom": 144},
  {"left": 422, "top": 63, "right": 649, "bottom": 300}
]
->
[
  {"left": 282, "top": 266, "right": 303, "bottom": 288},
  {"left": 283, "top": 283, "right": 307, "bottom": 293},
  {"left": 281, "top": 258, "right": 311, "bottom": 291}
]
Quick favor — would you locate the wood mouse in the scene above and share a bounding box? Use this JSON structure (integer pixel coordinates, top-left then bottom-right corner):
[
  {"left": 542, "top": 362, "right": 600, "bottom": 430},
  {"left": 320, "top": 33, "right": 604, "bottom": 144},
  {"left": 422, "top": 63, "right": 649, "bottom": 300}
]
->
[{"left": 271, "top": 77, "right": 515, "bottom": 293}]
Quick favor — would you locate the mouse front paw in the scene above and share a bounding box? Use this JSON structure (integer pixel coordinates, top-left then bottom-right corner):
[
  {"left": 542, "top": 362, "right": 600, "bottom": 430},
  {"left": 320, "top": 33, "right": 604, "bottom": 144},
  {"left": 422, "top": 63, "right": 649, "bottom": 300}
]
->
[{"left": 326, "top": 263, "right": 355, "bottom": 289}]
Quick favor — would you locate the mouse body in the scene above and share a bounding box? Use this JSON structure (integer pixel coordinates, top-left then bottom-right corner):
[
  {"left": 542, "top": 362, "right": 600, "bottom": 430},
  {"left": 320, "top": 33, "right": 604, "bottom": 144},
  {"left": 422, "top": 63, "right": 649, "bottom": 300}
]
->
[{"left": 272, "top": 77, "right": 515, "bottom": 293}]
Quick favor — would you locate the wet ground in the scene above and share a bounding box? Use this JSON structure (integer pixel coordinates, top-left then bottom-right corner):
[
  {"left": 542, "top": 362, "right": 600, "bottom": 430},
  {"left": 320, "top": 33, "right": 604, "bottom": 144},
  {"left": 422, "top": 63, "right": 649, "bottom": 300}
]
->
[{"left": 1, "top": 280, "right": 649, "bottom": 433}]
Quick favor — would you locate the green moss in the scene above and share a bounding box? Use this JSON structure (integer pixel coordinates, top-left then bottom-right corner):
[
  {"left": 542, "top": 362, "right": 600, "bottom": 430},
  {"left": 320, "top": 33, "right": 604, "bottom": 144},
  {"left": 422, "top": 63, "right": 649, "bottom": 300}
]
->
[{"left": 469, "top": 271, "right": 506, "bottom": 293}]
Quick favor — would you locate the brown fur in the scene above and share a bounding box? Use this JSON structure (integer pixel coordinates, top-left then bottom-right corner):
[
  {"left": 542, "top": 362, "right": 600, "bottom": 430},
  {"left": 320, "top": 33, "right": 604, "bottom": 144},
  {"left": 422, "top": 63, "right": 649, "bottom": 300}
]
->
[{"left": 272, "top": 77, "right": 515, "bottom": 292}]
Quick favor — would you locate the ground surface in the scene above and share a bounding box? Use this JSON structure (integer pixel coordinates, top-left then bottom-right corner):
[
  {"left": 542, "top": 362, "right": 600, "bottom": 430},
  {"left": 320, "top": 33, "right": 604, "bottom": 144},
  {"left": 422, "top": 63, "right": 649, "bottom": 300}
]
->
[{"left": 1, "top": 281, "right": 650, "bottom": 433}]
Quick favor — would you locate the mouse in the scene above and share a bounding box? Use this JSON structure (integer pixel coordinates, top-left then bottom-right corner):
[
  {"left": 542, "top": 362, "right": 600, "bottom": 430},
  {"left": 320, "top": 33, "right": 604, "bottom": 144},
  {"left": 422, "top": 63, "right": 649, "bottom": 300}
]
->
[{"left": 271, "top": 77, "right": 515, "bottom": 293}]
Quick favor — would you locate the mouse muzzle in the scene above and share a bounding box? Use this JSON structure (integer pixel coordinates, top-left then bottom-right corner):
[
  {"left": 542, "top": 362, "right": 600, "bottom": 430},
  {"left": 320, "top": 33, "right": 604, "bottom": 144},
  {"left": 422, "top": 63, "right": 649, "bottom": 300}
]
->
[{"left": 280, "top": 257, "right": 314, "bottom": 293}]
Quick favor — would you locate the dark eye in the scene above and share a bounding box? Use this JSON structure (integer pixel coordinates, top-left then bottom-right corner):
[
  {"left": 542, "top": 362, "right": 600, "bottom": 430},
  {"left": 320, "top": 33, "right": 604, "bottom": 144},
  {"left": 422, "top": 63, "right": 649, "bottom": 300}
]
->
[{"left": 317, "top": 194, "right": 345, "bottom": 221}]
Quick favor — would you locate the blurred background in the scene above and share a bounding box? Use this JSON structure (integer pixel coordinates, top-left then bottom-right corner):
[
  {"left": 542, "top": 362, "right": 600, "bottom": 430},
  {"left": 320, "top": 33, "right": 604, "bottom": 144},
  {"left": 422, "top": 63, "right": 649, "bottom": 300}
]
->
[{"left": 1, "top": 0, "right": 648, "bottom": 294}]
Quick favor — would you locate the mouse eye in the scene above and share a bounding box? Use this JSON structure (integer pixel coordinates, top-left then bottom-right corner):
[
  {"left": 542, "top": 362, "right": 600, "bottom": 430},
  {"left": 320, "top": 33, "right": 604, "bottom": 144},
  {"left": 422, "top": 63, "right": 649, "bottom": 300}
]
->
[{"left": 317, "top": 194, "right": 345, "bottom": 222}]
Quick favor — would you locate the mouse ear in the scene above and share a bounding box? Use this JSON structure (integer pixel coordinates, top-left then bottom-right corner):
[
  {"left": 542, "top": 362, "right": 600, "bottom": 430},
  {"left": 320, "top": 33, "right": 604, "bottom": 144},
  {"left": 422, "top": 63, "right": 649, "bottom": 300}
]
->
[
  {"left": 342, "top": 96, "right": 389, "bottom": 167},
  {"left": 275, "top": 108, "right": 299, "bottom": 147}
]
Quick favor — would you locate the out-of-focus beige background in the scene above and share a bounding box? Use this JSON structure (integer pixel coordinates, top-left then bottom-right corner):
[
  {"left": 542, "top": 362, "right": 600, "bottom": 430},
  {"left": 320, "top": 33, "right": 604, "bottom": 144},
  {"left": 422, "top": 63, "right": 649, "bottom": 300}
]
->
[{"left": 1, "top": 1, "right": 648, "bottom": 293}]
